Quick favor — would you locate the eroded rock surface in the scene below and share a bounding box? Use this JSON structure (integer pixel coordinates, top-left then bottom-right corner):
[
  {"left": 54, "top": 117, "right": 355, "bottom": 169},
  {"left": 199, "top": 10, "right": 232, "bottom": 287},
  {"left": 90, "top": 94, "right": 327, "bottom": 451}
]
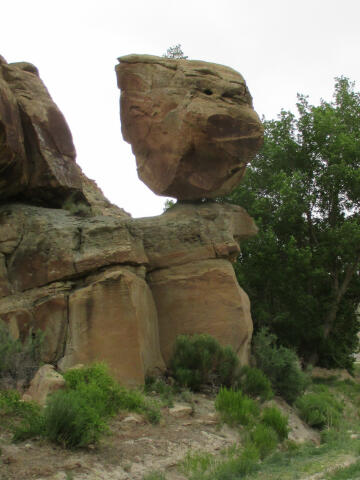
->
[
  {"left": 0, "top": 55, "right": 259, "bottom": 385},
  {"left": 116, "top": 54, "right": 263, "bottom": 199},
  {"left": 149, "top": 258, "right": 253, "bottom": 365},
  {"left": 0, "top": 54, "right": 128, "bottom": 216}
]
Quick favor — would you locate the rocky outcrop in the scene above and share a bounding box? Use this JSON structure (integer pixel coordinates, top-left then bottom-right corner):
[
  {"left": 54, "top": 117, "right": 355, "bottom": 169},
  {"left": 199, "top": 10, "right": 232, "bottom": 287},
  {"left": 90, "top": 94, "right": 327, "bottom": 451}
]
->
[
  {"left": 0, "top": 54, "right": 261, "bottom": 385},
  {"left": 116, "top": 54, "right": 263, "bottom": 200},
  {"left": 0, "top": 201, "right": 256, "bottom": 383},
  {"left": 0, "top": 55, "right": 127, "bottom": 216},
  {"left": 23, "top": 364, "right": 65, "bottom": 406}
]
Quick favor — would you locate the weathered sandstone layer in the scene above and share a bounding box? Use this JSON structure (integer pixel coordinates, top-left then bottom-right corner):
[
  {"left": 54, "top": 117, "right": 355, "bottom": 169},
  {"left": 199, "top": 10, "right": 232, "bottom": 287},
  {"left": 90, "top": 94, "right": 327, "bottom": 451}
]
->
[
  {"left": 116, "top": 54, "right": 263, "bottom": 200},
  {"left": 0, "top": 54, "right": 261, "bottom": 385}
]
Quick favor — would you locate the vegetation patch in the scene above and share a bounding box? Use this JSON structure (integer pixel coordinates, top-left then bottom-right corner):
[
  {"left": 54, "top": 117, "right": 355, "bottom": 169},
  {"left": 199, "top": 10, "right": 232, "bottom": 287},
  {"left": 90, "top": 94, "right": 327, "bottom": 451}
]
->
[
  {"left": 0, "top": 320, "right": 43, "bottom": 389},
  {"left": 215, "top": 387, "right": 259, "bottom": 426},
  {"left": 250, "top": 423, "right": 278, "bottom": 459},
  {"left": 261, "top": 406, "right": 289, "bottom": 441},
  {"left": 295, "top": 389, "right": 344, "bottom": 429},
  {"left": 235, "top": 365, "right": 273, "bottom": 401},
  {"left": 253, "top": 328, "right": 309, "bottom": 404},
  {"left": 12, "top": 363, "right": 160, "bottom": 448},
  {"left": 170, "top": 334, "right": 239, "bottom": 391}
]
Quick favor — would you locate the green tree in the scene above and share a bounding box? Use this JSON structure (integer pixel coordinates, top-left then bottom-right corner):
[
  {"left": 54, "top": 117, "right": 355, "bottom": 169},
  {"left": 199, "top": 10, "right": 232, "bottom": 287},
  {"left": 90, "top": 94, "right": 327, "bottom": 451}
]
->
[
  {"left": 163, "top": 44, "right": 188, "bottom": 59},
  {"left": 225, "top": 77, "right": 360, "bottom": 370}
]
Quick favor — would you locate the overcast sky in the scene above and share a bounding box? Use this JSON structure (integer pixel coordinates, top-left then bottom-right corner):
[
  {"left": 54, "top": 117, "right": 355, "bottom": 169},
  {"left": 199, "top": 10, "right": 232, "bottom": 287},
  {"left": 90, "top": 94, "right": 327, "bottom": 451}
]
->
[{"left": 2, "top": 0, "right": 359, "bottom": 217}]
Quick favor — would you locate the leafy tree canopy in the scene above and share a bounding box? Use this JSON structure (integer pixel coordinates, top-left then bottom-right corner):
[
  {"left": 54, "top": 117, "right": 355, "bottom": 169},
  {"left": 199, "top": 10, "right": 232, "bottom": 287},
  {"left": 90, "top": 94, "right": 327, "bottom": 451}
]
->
[{"left": 224, "top": 77, "right": 360, "bottom": 370}]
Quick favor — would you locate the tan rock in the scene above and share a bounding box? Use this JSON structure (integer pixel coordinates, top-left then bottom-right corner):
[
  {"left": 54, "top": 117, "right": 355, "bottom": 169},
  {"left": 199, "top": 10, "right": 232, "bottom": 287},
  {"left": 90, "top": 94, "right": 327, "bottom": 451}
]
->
[
  {"left": 32, "top": 295, "right": 68, "bottom": 363},
  {"left": 116, "top": 54, "right": 263, "bottom": 199},
  {"left": 80, "top": 174, "right": 131, "bottom": 218},
  {"left": 121, "top": 413, "right": 144, "bottom": 425},
  {"left": 133, "top": 202, "right": 258, "bottom": 269},
  {"left": 1, "top": 58, "right": 126, "bottom": 216},
  {"left": 1, "top": 61, "right": 84, "bottom": 206},
  {"left": 23, "top": 364, "right": 65, "bottom": 406},
  {"left": 169, "top": 404, "right": 193, "bottom": 418},
  {"left": 148, "top": 259, "right": 253, "bottom": 365},
  {"left": 0, "top": 66, "right": 28, "bottom": 198},
  {"left": 59, "top": 267, "right": 165, "bottom": 385},
  {"left": 0, "top": 55, "right": 259, "bottom": 388},
  {"left": 0, "top": 281, "right": 72, "bottom": 367},
  {"left": 2, "top": 204, "right": 146, "bottom": 291}
]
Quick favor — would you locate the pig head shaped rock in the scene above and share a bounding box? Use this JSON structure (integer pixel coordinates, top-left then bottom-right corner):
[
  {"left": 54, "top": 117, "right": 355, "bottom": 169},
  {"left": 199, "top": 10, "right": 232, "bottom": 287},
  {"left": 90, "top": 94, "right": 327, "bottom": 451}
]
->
[{"left": 116, "top": 54, "right": 263, "bottom": 200}]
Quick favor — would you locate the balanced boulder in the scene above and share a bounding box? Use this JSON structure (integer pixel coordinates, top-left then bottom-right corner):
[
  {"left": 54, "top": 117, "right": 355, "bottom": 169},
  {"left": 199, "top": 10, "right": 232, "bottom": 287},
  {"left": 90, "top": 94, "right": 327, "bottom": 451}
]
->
[{"left": 116, "top": 54, "right": 263, "bottom": 200}]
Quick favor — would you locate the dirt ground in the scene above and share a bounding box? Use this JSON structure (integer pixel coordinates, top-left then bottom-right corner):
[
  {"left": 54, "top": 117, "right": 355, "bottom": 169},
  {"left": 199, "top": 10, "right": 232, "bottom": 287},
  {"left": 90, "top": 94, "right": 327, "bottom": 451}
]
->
[{"left": 0, "top": 392, "right": 321, "bottom": 480}]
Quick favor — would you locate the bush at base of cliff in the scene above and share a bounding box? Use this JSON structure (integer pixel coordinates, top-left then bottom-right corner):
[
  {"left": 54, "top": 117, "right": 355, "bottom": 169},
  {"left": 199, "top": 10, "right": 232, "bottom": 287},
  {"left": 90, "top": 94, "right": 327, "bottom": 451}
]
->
[
  {"left": 235, "top": 366, "right": 274, "bottom": 402},
  {"left": 14, "top": 363, "right": 160, "bottom": 448},
  {"left": 250, "top": 423, "right": 278, "bottom": 459},
  {"left": 215, "top": 387, "right": 260, "bottom": 426},
  {"left": 261, "top": 406, "right": 289, "bottom": 441},
  {"left": 0, "top": 320, "right": 43, "bottom": 389},
  {"left": 295, "top": 389, "right": 343, "bottom": 429},
  {"left": 170, "top": 334, "right": 239, "bottom": 391},
  {"left": 253, "top": 328, "right": 309, "bottom": 404}
]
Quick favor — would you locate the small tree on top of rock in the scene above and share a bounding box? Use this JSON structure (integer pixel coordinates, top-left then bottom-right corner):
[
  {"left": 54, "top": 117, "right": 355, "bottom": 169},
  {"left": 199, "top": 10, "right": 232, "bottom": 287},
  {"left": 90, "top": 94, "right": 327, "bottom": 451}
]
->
[{"left": 163, "top": 44, "right": 188, "bottom": 59}]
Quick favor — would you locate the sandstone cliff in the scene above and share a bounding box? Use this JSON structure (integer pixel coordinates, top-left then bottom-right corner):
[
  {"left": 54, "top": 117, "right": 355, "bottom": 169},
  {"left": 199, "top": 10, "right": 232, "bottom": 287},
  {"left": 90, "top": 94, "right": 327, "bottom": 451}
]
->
[{"left": 0, "top": 54, "right": 261, "bottom": 385}]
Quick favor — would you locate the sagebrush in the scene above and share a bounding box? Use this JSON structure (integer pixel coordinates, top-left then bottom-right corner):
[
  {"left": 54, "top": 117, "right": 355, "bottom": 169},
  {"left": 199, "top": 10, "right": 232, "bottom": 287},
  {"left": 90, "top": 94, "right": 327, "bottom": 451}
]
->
[
  {"left": 14, "top": 363, "right": 160, "bottom": 448},
  {"left": 215, "top": 387, "right": 259, "bottom": 426},
  {"left": 0, "top": 320, "right": 43, "bottom": 389},
  {"left": 253, "top": 328, "right": 308, "bottom": 403},
  {"left": 235, "top": 365, "right": 273, "bottom": 401},
  {"left": 170, "top": 334, "right": 239, "bottom": 391}
]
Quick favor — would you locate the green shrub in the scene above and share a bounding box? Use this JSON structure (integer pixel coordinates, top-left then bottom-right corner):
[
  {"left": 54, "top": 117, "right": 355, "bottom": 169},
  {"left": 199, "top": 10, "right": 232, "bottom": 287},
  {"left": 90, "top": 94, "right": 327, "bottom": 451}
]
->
[
  {"left": 0, "top": 389, "right": 42, "bottom": 435},
  {"left": 0, "top": 389, "right": 38, "bottom": 417},
  {"left": 250, "top": 423, "right": 278, "bottom": 458},
  {"left": 261, "top": 407, "right": 289, "bottom": 441},
  {"left": 170, "top": 334, "right": 239, "bottom": 391},
  {"left": 144, "top": 376, "right": 175, "bottom": 407},
  {"left": 143, "top": 472, "right": 167, "bottom": 480},
  {"left": 212, "top": 443, "right": 260, "bottom": 479},
  {"left": 235, "top": 366, "right": 273, "bottom": 401},
  {"left": 215, "top": 387, "right": 259, "bottom": 426},
  {"left": 64, "top": 363, "right": 160, "bottom": 424},
  {"left": 0, "top": 390, "right": 44, "bottom": 441},
  {"left": 182, "top": 451, "right": 215, "bottom": 479},
  {"left": 13, "top": 363, "right": 161, "bottom": 448},
  {"left": 0, "top": 320, "right": 43, "bottom": 388},
  {"left": 12, "top": 409, "right": 45, "bottom": 442},
  {"left": 295, "top": 391, "right": 343, "bottom": 429},
  {"left": 44, "top": 389, "right": 106, "bottom": 448},
  {"left": 325, "top": 459, "right": 360, "bottom": 479},
  {"left": 253, "top": 328, "right": 308, "bottom": 404}
]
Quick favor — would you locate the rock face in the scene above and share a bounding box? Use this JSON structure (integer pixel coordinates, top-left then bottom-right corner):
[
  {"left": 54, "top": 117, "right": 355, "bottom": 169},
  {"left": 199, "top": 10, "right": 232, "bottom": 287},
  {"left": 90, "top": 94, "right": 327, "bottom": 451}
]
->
[
  {"left": 0, "top": 55, "right": 260, "bottom": 385},
  {"left": 23, "top": 364, "right": 65, "bottom": 406},
  {"left": 116, "top": 54, "right": 263, "bottom": 200},
  {"left": 0, "top": 55, "right": 126, "bottom": 214}
]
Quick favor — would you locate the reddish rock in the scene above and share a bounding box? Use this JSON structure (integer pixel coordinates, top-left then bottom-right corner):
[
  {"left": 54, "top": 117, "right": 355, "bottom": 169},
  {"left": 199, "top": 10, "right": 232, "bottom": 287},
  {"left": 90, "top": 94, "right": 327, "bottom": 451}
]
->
[
  {"left": 0, "top": 60, "right": 84, "bottom": 205},
  {"left": 116, "top": 54, "right": 263, "bottom": 200},
  {"left": 0, "top": 66, "right": 27, "bottom": 198}
]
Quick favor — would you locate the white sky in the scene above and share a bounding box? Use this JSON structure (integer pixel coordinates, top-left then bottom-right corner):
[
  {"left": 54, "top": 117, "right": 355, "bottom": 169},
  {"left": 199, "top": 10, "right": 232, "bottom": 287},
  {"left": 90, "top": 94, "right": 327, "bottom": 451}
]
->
[{"left": 2, "top": 0, "right": 360, "bottom": 217}]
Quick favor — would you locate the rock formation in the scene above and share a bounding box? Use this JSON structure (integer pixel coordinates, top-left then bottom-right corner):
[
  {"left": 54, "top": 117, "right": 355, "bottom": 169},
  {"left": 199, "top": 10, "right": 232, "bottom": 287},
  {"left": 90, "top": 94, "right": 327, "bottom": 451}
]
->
[
  {"left": 0, "top": 54, "right": 262, "bottom": 386},
  {"left": 116, "top": 54, "right": 263, "bottom": 200}
]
